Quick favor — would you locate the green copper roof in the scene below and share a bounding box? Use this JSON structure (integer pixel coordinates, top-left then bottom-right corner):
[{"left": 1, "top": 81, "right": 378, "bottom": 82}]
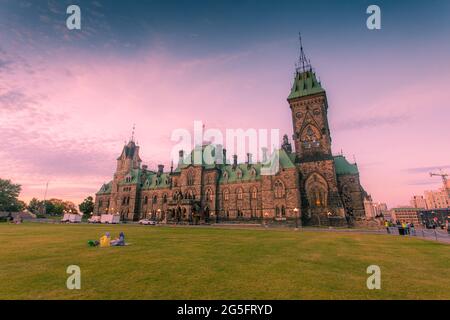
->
[
  {"left": 334, "top": 155, "right": 359, "bottom": 175},
  {"left": 288, "top": 70, "right": 324, "bottom": 100},
  {"left": 278, "top": 149, "right": 296, "bottom": 168},
  {"left": 96, "top": 181, "right": 112, "bottom": 195},
  {"left": 142, "top": 172, "right": 171, "bottom": 189}
]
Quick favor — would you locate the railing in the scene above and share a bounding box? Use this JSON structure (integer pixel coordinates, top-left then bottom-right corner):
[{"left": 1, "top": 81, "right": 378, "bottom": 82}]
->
[{"left": 386, "top": 226, "right": 449, "bottom": 241}]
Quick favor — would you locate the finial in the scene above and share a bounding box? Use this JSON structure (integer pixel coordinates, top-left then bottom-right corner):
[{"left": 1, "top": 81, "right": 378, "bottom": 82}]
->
[
  {"left": 296, "top": 32, "right": 312, "bottom": 73},
  {"left": 131, "top": 124, "right": 135, "bottom": 142}
]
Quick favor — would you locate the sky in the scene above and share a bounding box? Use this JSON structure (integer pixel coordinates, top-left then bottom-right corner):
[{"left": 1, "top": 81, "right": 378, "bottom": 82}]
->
[{"left": 0, "top": 0, "right": 449, "bottom": 207}]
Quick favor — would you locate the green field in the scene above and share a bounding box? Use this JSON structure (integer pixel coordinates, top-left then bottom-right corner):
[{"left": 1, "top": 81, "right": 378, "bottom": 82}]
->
[{"left": 0, "top": 223, "right": 449, "bottom": 300}]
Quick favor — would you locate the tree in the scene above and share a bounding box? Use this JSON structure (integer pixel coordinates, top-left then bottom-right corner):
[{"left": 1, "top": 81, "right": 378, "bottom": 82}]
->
[
  {"left": 0, "top": 178, "right": 23, "bottom": 212},
  {"left": 28, "top": 198, "right": 43, "bottom": 214},
  {"left": 79, "top": 196, "right": 94, "bottom": 216},
  {"left": 27, "top": 198, "right": 78, "bottom": 216}
]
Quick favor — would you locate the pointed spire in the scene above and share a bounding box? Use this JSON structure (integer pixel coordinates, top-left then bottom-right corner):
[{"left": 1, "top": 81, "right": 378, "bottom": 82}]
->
[
  {"left": 130, "top": 124, "right": 136, "bottom": 142},
  {"left": 296, "top": 33, "right": 312, "bottom": 74}
]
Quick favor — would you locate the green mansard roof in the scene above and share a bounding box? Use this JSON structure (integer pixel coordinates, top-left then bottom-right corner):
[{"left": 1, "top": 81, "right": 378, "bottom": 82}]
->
[
  {"left": 288, "top": 70, "right": 324, "bottom": 100},
  {"left": 175, "top": 144, "right": 296, "bottom": 179},
  {"left": 333, "top": 155, "right": 359, "bottom": 175},
  {"left": 96, "top": 181, "right": 112, "bottom": 195}
]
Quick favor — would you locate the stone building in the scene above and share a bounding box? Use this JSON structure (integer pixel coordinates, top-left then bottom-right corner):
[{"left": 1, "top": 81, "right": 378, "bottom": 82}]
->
[{"left": 94, "top": 40, "right": 367, "bottom": 226}]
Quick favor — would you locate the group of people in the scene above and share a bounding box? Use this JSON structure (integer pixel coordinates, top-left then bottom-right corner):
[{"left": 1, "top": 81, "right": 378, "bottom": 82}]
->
[
  {"left": 88, "top": 232, "right": 126, "bottom": 247},
  {"left": 385, "top": 220, "right": 416, "bottom": 236}
]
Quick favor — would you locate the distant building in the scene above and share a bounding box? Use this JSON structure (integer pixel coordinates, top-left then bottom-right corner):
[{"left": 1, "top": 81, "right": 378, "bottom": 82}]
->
[
  {"left": 390, "top": 207, "right": 421, "bottom": 224},
  {"left": 424, "top": 188, "right": 449, "bottom": 209},
  {"left": 410, "top": 195, "right": 427, "bottom": 209},
  {"left": 363, "top": 195, "right": 387, "bottom": 220}
]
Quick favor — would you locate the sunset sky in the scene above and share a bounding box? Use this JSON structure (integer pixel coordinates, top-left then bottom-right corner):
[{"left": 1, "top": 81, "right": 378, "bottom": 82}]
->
[{"left": 0, "top": 0, "right": 449, "bottom": 207}]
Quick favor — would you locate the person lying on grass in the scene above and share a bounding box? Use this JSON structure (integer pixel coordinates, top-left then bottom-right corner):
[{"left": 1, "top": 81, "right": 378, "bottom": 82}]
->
[{"left": 111, "top": 232, "right": 125, "bottom": 246}]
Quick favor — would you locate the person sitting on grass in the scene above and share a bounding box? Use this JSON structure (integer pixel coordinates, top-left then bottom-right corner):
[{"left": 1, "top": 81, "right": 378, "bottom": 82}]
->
[
  {"left": 100, "top": 232, "right": 111, "bottom": 247},
  {"left": 111, "top": 232, "right": 125, "bottom": 246}
]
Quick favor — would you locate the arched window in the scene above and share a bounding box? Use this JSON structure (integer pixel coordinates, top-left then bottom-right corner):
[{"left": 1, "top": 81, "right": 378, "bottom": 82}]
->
[
  {"left": 281, "top": 206, "right": 286, "bottom": 217},
  {"left": 251, "top": 187, "right": 257, "bottom": 199},
  {"left": 144, "top": 196, "right": 148, "bottom": 205},
  {"left": 206, "top": 189, "right": 213, "bottom": 201},
  {"left": 237, "top": 188, "right": 243, "bottom": 200},
  {"left": 99, "top": 200, "right": 103, "bottom": 207},
  {"left": 223, "top": 189, "right": 229, "bottom": 201},
  {"left": 275, "top": 206, "right": 280, "bottom": 217},
  {"left": 152, "top": 195, "right": 157, "bottom": 204},
  {"left": 305, "top": 173, "right": 328, "bottom": 208},
  {"left": 187, "top": 170, "right": 195, "bottom": 186},
  {"left": 250, "top": 168, "right": 257, "bottom": 178},
  {"left": 163, "top": 194, "right": 168, "bottom": 204},
  {"left": 274, "top": 180, "right": 285, "bottom": 198}
]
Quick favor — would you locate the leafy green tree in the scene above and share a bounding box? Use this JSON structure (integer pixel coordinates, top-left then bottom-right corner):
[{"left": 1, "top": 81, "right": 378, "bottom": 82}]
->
[
  {"left": 79, "top": 196, "right": 94, "bottom": 216},
  {"left": 28, "top": 198, "right": 43, "bottom": 214},
  {"left": 0, "top": 178, "right": 23, "bottom": 212}
]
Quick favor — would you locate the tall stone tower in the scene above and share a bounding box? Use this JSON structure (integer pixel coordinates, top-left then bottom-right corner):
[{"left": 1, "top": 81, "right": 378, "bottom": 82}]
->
[
  {"left": 287, "top": 35, "right": 345, "bottom": 224},
  {"left": 109, "top": 133, "right": 142, "bottom": 220}
]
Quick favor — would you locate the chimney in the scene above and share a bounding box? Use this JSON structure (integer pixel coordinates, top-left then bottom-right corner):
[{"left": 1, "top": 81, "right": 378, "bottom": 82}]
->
[
  {"left": 247, "top": 153, "right": 252, "bottom": 167},
  {"left": 215, "top": 144, "right": 223, "bottom": 164},
  {"left": 179, "top": 150, "right": 184, "bottom": 165},
  {"left": 157, "top": 164, "right": 164, "bottom": 175},
  {"left": 261, "top": 147, "right": 268, "bottom": 163},
  {"left": 142, "top": 165, "right": 148, "bottom": 172},
  {"left": 222, "top": 148, "right": 227, "bottom": 164},
  {"left": 233, "top": 154, "right": 238, "bottom": 169}
]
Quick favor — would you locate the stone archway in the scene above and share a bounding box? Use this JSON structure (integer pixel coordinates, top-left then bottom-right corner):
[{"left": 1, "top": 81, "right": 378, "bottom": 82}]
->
[{"left": 305, "top": 173, "right": 328, "bottom": 209}]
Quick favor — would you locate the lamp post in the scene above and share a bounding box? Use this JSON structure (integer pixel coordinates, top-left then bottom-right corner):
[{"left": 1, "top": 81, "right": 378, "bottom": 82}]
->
[
  {"left": 294, "top": 208, "right": 299, "bottom": 230},
  {"left": 264, "top": 212, "right": 269, "bottom": 228},
  {"left": 157, "top": 209, "right": 161, "bottom": 222}
]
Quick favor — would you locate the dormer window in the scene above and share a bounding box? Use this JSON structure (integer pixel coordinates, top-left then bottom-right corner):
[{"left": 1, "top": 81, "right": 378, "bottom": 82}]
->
[
  {"left": 237, "top": 188, "right": 243, "bottom": 200},
  {"left": 223, "top": 171, "right": 228, "bottom": 180},
  {"left": 236, "top": 169, "right": 242, "bottom": 179},
  {"left": 125, "top": 174, "right": 132, "bottom": 183}
]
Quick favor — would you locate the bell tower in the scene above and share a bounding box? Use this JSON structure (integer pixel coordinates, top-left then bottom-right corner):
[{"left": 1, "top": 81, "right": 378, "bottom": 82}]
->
[
  {"left": 288, "top": 34, "right": 344, "bottom": 222},
  {"left": 288, "top": 35, "right": 332, "bottom": 162}
]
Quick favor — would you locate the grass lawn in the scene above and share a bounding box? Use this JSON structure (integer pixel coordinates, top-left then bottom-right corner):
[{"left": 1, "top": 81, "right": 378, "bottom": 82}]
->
[{"left": 0, "top": 223, "right": 449, "bottom": 300}]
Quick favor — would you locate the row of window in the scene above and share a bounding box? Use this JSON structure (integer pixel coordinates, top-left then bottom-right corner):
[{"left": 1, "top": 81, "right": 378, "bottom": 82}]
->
[
  {"left": 125, "top": 181, "right": 287, "bottom": 205},
  {"left": 143, "top": 194, "right": 168, "bottom": 205}
]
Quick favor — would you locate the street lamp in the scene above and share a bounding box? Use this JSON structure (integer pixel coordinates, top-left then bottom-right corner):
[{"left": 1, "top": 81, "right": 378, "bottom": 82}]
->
[
  {"left": 157, "top": 209, "right": 161, "bottom": 222},
  {"left": 264, "top": 212, "right": 269, "bottom": 228},
  {"left": 294, "top": 208, "right": 299, "bottom": 230}
]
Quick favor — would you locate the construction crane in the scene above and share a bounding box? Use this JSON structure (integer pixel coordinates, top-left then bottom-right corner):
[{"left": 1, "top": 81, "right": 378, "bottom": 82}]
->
[{"left": 430, "top": 170, "right": 449, "bottom": 193}]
